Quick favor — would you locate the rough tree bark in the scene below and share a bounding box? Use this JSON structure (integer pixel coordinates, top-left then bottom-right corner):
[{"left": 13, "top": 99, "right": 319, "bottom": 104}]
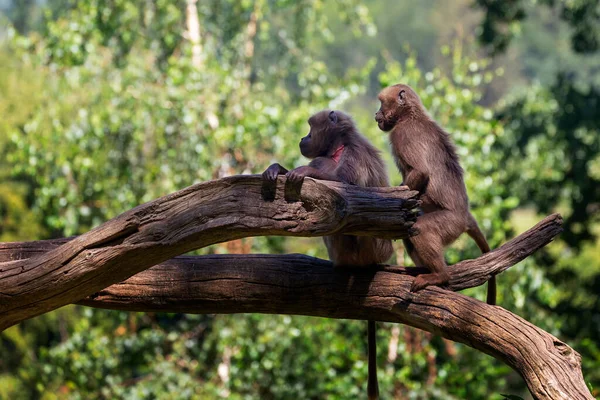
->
[
  {"left": 0, "top": 175, "right": 418, "bottom": 331},
  {"left": 0, "top": 214, "right": 593, "bottom": 399},
  {"left": 0, "top": 173, "right": 592, "bottom": 399}
]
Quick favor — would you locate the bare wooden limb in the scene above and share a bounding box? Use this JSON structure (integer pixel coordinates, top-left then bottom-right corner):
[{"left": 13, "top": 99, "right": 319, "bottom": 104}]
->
[
  {"left": 0, "top": 214, "right": 564, "bottom": 301},
  {"left": 0, "top": 175, "right": 418, "bottom": 330},
  {"left": 1, "top": 214, "right": 591, "bottom": 399}
]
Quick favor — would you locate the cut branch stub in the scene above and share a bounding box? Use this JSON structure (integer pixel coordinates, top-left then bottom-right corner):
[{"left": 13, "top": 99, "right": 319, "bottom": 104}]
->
[{"left": 0, "top": 175, "right": 418, "bottom": 330}]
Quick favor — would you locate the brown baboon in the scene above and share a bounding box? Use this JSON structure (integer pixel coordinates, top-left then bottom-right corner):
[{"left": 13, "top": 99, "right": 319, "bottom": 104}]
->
[
  {"left": 263, "top": 110, "right": 392, "bottom": 399},
  {"left": 375, "top": 84, "right": 495, "bottom": 305}
]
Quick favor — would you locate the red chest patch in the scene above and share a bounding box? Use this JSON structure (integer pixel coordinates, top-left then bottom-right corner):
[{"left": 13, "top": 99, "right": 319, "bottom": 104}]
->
[{"left": 331, "top": 145, "right": 345, "bottom": 163}]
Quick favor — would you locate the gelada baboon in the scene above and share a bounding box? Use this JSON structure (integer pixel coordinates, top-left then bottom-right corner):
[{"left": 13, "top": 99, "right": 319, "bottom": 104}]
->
[
  {"left": 263, "top": 110, "right": 392, "bottom": 399},
  {"left": 375, "top": 84, "right": 495, "bottom": 305}
]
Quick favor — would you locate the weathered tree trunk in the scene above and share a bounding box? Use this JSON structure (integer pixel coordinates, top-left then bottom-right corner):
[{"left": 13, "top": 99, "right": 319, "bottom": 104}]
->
[
  {"left": 1, "top": 214, "right": 594, "bottom": 399},
  {"left": 0, "top": 172, "right": 592, "bottom": 399},
  {"left": 0, "top": 176, "right": 418, "bottom": 330}
]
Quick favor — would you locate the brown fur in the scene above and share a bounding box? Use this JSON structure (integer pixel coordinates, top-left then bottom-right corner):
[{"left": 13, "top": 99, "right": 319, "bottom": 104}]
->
[
  {"left": 263, "top": 110, "right": 391, "bottom": 399},
  {"left": 375, "top": 84, "right": 495, "bottom": 305},
  {"left": 263, "top": 110, "right": 393, "bottom": 265}
]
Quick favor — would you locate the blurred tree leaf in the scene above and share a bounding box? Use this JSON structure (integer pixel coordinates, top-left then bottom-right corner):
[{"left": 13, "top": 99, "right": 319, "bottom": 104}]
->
[{"left": 475, "top": 0, "right": 600, "bottom": 55}]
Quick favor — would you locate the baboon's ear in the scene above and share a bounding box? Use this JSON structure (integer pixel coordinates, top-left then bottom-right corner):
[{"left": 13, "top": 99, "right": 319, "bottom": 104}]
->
[
  {"left": 398, "top": 90, "right": 406, "bottom": 105},
  {"left": 329, "top": 110, "right": 338, "bottom": 124}
]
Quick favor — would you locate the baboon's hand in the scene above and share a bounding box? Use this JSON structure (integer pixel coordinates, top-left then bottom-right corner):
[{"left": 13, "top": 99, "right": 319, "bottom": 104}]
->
[
  {"left": 286, "top": 166, "right": 310, "bottom": 185},
  {"left": 262, "top": 163, "right": 282, "bottom": 182}
]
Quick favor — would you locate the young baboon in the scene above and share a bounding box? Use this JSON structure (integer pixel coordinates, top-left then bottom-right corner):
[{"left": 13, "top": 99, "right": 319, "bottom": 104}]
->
[
  {"left": 263, "top": 110, "right": 391, "bottom": 399},
  {"left": 375, "top": 84, "right": 495, "bottom": 305}
]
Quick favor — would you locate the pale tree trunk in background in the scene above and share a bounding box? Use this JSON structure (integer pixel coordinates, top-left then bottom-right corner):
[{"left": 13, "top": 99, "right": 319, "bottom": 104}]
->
[
  {"left": 387, "top": 325, "right": 400, "bottom": 364},
  {"left": 185, "top": 1, "right": 219, "bottom": 128},
  {"left": 243, "top": 1, "right": 261, "bottom": 81},
  {"left": 218, "top": 346, "right": 233, "bottom": 397},
  {"left": 186, "top": 0, "right": 203, "bottom": 68}
]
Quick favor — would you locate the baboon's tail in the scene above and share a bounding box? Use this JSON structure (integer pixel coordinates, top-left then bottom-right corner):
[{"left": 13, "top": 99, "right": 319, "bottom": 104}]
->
[
  {"left": 367, "top": 320, "right": 379, "bottom": 400},
  {"left": 466, "top": 214, "right": 495, "bottom": 305}
]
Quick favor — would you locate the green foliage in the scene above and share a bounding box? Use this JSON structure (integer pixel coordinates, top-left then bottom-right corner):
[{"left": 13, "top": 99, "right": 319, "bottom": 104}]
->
[
  {"left": 0, "top": 50, "right": 46, "bottom": 241},
  {"left": 495, "top": 75, "right": 600, "bottom": 386},
  {"left": 474, "top": 0, "right": 527, "bottom": 55},
  {"left": 497, "top": 76, "right": 600, "bottom": 248},
  {"left": 475, "top": 0, "right": 600, "bottom": 54},
  {"left": 40, "top": 0, "right": 186, "bottom": 67},
  {"left": 0, "top": 1, "right": 599, "bottom": 399},
  {"left": 506, "top": 5, "right": 600, "bottom": 89},
  {"left": 469, "top": 2, "right": 600, "bottom": 391},
  {"left": 5, "top": 0, "right": 371, "bottom": 238}
]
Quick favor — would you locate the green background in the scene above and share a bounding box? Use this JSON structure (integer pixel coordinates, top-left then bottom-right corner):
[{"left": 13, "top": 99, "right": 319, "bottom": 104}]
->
[{"left": 0, "top": 1, "right": 599, "bottom": 399}]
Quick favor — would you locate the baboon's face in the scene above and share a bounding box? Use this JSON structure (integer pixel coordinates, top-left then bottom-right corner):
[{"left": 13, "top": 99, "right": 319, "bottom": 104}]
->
[
  {"left": 300, "top": 110, "right": 343, "bottom": 158},
  {"left": 375, "top": 84, "right": 418, "bottom": 131}
]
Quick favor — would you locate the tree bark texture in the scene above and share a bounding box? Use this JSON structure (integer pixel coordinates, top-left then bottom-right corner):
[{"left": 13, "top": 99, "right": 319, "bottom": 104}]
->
[
  {"left": 0, "top": 213, "right": 593, "bottom": 399},
  {"left": 0, "top": 175, "right": 418, "bottom": 330}
]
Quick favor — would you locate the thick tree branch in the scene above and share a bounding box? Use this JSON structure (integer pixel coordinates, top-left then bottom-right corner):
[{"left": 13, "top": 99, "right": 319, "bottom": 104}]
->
[
  {"left": 0, "top": 214, "right": 563, "bottom": 299},
  {"left": 0, "top": 175, "right": 418, "bottom": 330},
  {"left": 1, "top": 214, "right": 592, "bottom": 399}
]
